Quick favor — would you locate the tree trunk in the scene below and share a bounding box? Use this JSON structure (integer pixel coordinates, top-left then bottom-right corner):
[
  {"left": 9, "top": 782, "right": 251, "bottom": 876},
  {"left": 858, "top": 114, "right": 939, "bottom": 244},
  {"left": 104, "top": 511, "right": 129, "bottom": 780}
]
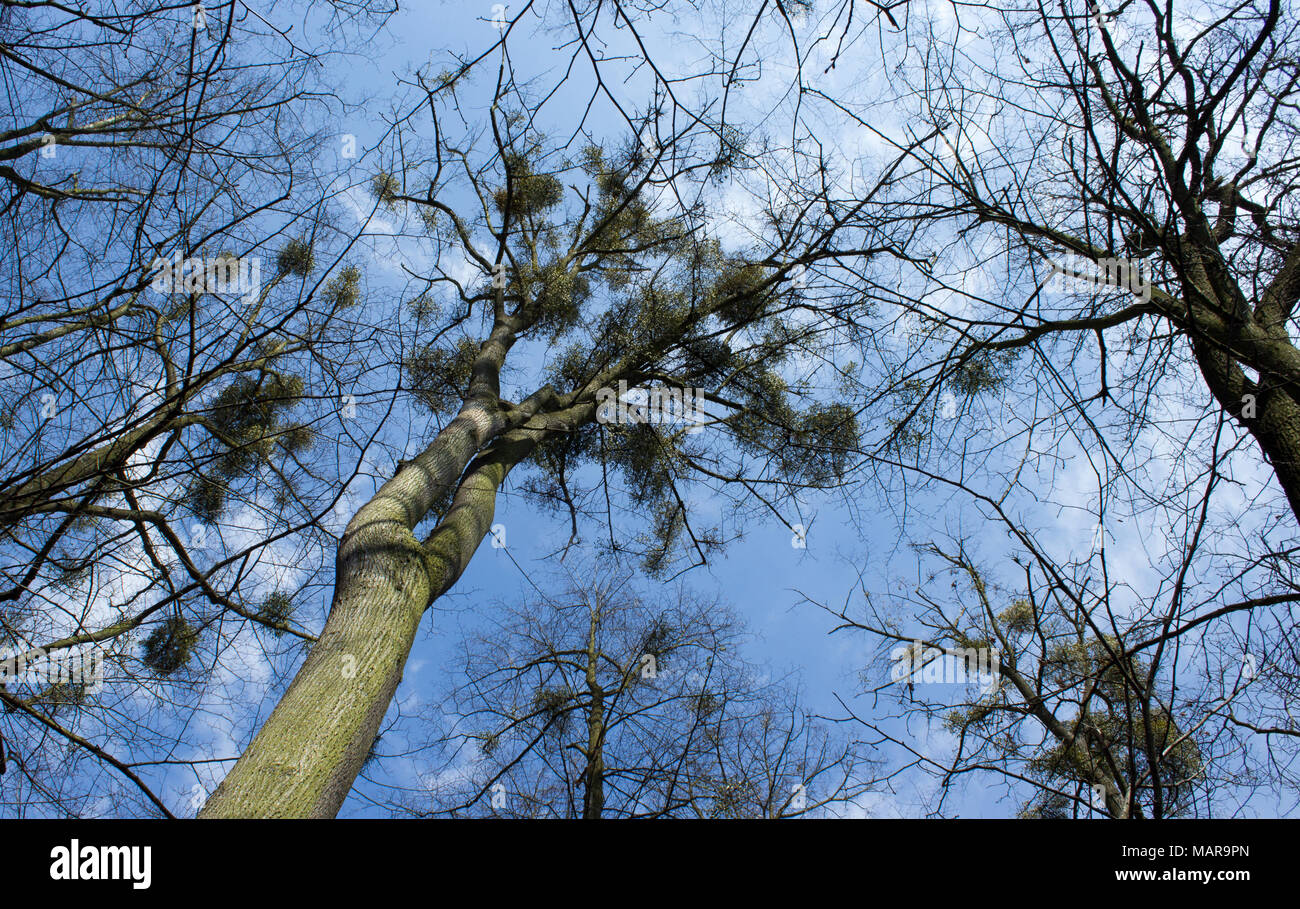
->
[
  {"left": 581, "top": 606, "right": 605, "bottom": 819},
  {"left": 200, "top": 418, "right": 547, "bottom": 817}
]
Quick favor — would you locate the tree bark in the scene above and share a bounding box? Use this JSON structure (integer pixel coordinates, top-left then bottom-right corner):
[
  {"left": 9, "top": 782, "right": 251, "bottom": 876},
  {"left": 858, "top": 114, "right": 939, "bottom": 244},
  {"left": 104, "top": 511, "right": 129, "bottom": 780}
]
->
[
  {"left": 200, "top": 401, "right": 587, "bottom": 816},
  {"left": 582, "top": 605, "right": 605, "bottom": 819}
]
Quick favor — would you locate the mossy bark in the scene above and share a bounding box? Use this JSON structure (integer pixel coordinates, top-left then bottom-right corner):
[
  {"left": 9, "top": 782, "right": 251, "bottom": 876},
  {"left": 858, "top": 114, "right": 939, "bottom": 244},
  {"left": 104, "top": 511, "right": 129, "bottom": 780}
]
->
[
  {"left": 199, "top": 383, "right": 592, "bottom": 817},
  {"left": 581, "top": 607, "right": 605, "bottom": 819},
  {"left": 200, "top": 410, "right": 549, "bottom": 817}
]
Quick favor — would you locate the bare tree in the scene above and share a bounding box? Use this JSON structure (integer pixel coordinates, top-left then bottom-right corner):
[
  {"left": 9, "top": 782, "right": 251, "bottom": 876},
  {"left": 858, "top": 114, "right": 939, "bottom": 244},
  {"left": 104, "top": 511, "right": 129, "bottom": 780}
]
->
[
  {"left": 0, "top": 0, "right": 395, "bottom": 816},
  {"left": 741, "top": 0, "right": 1300, "bottom": 817},
  {"left": 199, "top": 1, "right": 919, "bottom": 816},
  {"left": 404, "top": 563, "right": 867, "bottom": 818},
  {"left": 814, "top": 540, "right": 1217, "bottom": 818}
]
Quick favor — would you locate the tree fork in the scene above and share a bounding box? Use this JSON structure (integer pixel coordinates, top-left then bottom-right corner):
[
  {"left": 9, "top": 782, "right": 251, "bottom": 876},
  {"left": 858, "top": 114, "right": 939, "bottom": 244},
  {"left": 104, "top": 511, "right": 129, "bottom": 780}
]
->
[{"left": 200, "top": 427, "right": 549, "bottom": 816}]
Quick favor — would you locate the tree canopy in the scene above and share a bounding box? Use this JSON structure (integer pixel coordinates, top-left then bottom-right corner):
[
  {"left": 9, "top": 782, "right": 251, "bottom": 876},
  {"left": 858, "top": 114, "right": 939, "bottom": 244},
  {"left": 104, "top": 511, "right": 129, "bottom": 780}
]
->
[{"left": 1, "top": 0, "right": 1296, "bottom": 820}]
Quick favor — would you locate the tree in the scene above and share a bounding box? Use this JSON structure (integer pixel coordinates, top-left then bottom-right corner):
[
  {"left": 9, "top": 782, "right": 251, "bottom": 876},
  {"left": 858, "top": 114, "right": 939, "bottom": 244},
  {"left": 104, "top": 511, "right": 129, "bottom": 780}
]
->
[
  {"left": 198, "top": 2, "right": 912, "bottom": 816},
  {"left": 408, "top": 564, "right": 867, "bottom": 818},
  {"left": 16, "top": 0, "right": 1292, "bottom": 820},
  {"left": 755, "top": 0, "right": 1300, "bottom": 817},
  {"left": 817, "top": 544, "right": 1212, "bottom": 818},
  {"left": 0, "top": 0, "right": 394, "bottom": 816},
  {"left": 901, "top": 0, "right": 1300, "bottom": 518}
]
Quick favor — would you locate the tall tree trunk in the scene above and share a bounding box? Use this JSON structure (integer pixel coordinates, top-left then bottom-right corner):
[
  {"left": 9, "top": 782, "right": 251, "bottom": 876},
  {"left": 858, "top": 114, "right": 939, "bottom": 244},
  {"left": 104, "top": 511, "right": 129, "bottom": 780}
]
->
[
  {"left": 200, "top": 420, "right": 547, "bottom": 817},
  {"left": 1190, "top": 332, "right": 1300, "bottom": 522},
  {"left": 581, "top": 606, "right": 605, "bottom": 819}
]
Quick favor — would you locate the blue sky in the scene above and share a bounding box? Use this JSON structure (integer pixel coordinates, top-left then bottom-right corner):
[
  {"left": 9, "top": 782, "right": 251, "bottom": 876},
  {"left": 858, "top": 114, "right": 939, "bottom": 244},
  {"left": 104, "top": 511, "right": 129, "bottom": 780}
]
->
[
  {"left": 179, "top": 0, "right": 1293, "bottom": 820},
  {"left": 261, "top": 0, "right": 997, "bottom": 817},
  {"left": 9, "top": 0, "right": 1291, "bottom": 819}
]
